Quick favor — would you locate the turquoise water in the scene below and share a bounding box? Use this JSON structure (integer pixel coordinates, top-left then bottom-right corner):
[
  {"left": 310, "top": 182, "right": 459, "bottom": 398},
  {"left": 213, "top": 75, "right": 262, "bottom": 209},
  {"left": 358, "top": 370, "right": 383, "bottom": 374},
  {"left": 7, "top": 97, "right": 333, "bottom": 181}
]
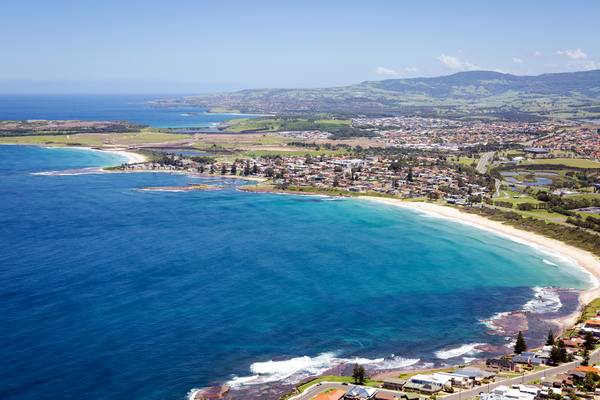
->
[{"left": 0, "top": 145, "right": 592, "bottom": 399}]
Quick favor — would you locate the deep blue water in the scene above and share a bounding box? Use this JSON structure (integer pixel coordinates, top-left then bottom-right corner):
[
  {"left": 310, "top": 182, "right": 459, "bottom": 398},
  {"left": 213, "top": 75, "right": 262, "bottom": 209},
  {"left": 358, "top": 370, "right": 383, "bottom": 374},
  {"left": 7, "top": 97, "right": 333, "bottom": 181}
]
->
[
  {"left": 0, "top": 145, "right": 593, "bottom": 400},
  {"left": 0, "top": 94, "right": 261, "bottom": 128}
]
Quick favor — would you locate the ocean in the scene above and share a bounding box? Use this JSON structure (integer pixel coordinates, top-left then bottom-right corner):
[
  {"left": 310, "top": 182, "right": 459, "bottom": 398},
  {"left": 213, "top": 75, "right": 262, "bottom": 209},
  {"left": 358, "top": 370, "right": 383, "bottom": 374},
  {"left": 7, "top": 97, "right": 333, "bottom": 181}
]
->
[
  {"left": 0, "top": 94, "right": 261, "bottom": 128},
  {"left": 0, "top": 96, "right": 594, "bottom": 400}
]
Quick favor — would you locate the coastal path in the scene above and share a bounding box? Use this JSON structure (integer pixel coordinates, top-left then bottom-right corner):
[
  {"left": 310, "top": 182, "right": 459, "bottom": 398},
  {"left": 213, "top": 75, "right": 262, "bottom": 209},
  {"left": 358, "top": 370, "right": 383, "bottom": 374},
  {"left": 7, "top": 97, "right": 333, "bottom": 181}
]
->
[{"left": 289, "top": 348, "right": 600, "bottom": 400}]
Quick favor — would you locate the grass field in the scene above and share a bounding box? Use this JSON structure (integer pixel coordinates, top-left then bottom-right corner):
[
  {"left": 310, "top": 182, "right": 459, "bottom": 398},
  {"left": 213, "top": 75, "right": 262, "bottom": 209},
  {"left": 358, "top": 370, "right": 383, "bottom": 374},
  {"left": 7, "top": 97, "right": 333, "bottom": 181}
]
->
[
  {"left": 296, "top": 376, "right": 380, "bottom": 393},
  {"left": 242, "top": 150, "right": 344, "bottom": 157},
  {"left": 458, "top": 157, "right": 477, "bottom": 166},
  {"left": 532, "top": 159, "right": 600, "bottom": 168}
]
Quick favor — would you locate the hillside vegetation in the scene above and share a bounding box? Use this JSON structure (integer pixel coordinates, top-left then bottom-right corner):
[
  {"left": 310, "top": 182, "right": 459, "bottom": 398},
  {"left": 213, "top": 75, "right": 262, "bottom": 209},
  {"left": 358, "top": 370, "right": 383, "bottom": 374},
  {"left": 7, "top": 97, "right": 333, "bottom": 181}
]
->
[{"left": 154, "top": 70, "right": 600, "bottom": 121}]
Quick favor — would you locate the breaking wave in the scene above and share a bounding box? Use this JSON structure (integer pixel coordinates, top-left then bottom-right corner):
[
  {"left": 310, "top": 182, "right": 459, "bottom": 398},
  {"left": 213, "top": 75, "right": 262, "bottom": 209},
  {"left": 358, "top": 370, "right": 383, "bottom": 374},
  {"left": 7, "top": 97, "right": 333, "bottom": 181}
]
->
[
  {"left": 522, "top": 287, "right": 562, "bottom": 314},
  {"left": 227, "top": 352, "right": 420, "bottom": 387},
  {"left": 435, "top": 343, "right": 485, "bottom": 359},
  {"left": 31, "top": 167, "right": 107, "bottom": 176}
]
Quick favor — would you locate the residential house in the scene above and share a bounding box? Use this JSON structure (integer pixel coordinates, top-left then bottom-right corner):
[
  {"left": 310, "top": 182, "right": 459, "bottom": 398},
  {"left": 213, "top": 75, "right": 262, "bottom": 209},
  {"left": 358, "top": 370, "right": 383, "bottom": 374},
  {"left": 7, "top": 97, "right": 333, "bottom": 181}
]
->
[
  {"left": 344, "top": 386, "right": 377, "bottom": 400},
  {"left": 382, "top": 378, "right": 406, "bottom": 391},
  {"left": 512, "top": 352, "right": 549, "bottom": 366},
  {"left": 315, "top": 389, "right": 347, "bottom": 400},
  {"left": 553, "top": 373, "right": 572, "bottom": 388},
  {"left": 487, "top": 359, "right": 517, "bottom": 372},
  {"left": 574, "top": 366, "right": 600, "bottom": 374},
  {"left": 374, "top": 394, "right": 396, "bottom": 400}
]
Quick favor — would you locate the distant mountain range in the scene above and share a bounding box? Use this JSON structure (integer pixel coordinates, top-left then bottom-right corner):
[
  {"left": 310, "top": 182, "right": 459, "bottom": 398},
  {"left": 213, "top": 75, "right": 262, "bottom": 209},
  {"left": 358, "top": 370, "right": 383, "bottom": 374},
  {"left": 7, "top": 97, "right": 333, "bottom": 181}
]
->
[{"left": 157, "top": 70, "right": 600, "bottom": 121}]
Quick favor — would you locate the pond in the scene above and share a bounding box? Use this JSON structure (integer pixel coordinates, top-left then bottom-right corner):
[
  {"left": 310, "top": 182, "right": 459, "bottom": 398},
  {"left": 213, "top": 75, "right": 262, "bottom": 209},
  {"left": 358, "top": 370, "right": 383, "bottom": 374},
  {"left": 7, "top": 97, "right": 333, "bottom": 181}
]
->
[{"left": 505, "top": 177, "right": 553, "bottom": 186}]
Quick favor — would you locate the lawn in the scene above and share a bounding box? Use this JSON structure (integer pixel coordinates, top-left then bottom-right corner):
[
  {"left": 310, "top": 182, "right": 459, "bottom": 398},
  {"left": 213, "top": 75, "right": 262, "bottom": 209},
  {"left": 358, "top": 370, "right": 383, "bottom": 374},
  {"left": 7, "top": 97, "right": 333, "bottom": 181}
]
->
[
  {"left": 242, "top": 150, "right": 343, "bottom": 157},
  {"left": 296, "top": 376, "right": 380, "bottom": 393},
  {"left": 458, "top": 157, "right": 477, "bottom": 166},
  {"left": 531, "top": 159, "right": 600, "bottom": 168}
]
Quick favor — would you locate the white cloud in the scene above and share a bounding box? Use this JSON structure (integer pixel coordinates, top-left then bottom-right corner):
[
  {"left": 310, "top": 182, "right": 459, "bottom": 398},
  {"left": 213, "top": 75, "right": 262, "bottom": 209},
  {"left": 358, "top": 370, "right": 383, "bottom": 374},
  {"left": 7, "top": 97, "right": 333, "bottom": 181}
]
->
[
  {"left": 534, "top": 51, "right": 542, "bottom": 57},
  {"left": 405, "top": 67, "right": 420, "bottom": 73},
  {"left": 513, "top": 58, "right": 524, "bottom": 65},
  {"left": 556, "top": 48, "right": 587, "bottom": 60},
  {"left": 375, "top": 67, "right": 400, "bottom": 77},
  {"left": 436, "top": 54, "right": 480, "bottom": 71},
  {"left": 457, "top": 49, "right": 463, "bottom": 54},
  {"left": 555, "top": 48, "right": 597, "bottom": 70}
]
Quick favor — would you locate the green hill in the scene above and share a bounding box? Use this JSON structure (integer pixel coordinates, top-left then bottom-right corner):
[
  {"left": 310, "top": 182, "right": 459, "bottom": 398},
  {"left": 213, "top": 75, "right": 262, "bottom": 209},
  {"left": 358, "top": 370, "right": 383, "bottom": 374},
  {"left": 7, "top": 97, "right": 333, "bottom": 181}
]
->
[{"left": 155, "top": 70, "right": 600, "bottom": 121}]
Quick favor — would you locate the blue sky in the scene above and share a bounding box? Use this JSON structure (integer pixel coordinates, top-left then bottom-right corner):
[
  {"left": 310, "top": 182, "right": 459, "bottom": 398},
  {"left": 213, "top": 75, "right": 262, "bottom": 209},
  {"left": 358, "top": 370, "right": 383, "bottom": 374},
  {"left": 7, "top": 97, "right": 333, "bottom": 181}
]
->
[{"left": 1, "top": 0, "right": 598, "bottom": 93}]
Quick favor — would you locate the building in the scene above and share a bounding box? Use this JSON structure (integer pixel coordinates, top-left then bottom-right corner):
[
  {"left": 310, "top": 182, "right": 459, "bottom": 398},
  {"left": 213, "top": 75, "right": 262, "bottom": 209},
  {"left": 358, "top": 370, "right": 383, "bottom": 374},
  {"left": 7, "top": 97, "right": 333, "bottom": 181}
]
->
[
  {"left": 315, "top": 389, "right": 347, "bottom": 400},
  {"left": 486, "top": 359, "right": 517, "bottom": 372},
  {"left": 512, "top": 351, "right": 549, "bottom": 366},
  {"left": 374, "top": 394, "right": 396, "bottom": 400},
  {"left": 382, "top": 378, "right": 406, "bottom": 391},
  {"left": 479, "top": 385, "right": 540, "bottom": 400},
  {"left": 344, "top": 386, "right": 377, "bottom": 400}
]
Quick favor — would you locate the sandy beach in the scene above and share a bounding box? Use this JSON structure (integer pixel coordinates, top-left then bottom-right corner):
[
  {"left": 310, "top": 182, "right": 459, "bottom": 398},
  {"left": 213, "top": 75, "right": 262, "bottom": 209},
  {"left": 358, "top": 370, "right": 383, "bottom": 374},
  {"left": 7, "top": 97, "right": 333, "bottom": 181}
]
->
[
  {"left": 97, "top": 148, "right": 149, "bottom": 163},
  {"left": 360, "top": 197, "right": 600, "bottom": 334}
]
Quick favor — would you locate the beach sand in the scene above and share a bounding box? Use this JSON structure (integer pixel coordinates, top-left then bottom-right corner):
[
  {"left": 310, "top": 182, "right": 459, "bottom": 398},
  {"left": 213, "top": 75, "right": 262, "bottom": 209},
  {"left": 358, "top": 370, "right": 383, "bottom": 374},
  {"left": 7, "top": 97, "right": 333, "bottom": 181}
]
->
[
  {"left": 360, "top": 197, "right": 600, "bottom": 334},
  {"left": 98, "top": 148, "right": 149, "bottom": 163}
]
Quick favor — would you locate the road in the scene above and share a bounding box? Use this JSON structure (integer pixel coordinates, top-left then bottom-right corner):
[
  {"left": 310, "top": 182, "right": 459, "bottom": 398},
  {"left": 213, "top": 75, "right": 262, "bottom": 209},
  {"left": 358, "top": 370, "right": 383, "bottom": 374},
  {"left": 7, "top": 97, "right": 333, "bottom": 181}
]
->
[
  {"left": 477, "top": 152, "right": 495, "bottom": 174},
  {"left": 290, "top": 348, "right": 600, "bottom": 400}
]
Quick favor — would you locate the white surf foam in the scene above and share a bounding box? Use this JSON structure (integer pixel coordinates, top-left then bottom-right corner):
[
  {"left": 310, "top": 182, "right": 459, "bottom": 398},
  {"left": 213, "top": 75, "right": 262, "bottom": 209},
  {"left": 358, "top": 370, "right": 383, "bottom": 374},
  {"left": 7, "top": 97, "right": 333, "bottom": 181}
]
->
[
  {"left": 226, "top": 353, "right": 420, "bottom": 387},
  {"left": 187, "top": 389, "right": 201, "bottom": 400},
  {"left": 227, "top": 352, "right": 340, "bottom": 386},
  {"left": 31, "top": 167, "right": 107, "bottom": 176},
  {"left": 480, "top": 312, "right": 511, "bottom": 330},
  {"left": 543, "top": 259, "right": 558, "bottom": 266},
  {"left": 435, "top": 343, "right": 485, "bottom": 359},
  {"left": 522, "top": 287, "right": 562, "bottom": 313}
]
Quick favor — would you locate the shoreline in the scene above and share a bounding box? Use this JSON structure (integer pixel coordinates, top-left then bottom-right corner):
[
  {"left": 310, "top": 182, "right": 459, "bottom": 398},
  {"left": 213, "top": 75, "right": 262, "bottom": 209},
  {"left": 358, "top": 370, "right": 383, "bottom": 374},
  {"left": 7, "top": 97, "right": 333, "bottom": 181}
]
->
[
  {"left": 0, "top": 143, "right": 150, "bottom": 164},
  {"left": 360, "top": 197, "right": 600, "bottom": 336},
  {"left": 91, "top": 147, "right": 149, "bottom": 164}
]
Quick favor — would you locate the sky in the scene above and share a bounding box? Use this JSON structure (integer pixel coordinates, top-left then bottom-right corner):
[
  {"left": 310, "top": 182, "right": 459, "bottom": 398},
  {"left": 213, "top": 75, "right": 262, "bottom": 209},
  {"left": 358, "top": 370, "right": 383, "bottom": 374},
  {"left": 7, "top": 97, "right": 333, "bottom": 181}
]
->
[{"left": 1, "top": 0, "right": 599, "bottom": 94}]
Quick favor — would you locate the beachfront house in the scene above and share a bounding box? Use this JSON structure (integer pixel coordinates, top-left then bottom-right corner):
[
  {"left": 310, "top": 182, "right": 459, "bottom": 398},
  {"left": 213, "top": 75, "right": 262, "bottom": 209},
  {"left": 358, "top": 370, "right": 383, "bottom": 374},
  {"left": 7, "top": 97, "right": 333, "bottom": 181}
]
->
[
  {"left": 315, "top": 389, "right": 347, "bottom": 400},
  {"left": 512, "top": 351, "right": 549, "bottom": 366},
  {"left": 486, "top": 359, "right": 517, "bottom": 372},
  {"left": 434, "top": 372, "right": 472, "bottom": 388},
  {"left": 382, "top": 378, "right": 407, "bottom": 391},
  {"left": 344, "top": 385, "right": 377, "bottom": 400}
]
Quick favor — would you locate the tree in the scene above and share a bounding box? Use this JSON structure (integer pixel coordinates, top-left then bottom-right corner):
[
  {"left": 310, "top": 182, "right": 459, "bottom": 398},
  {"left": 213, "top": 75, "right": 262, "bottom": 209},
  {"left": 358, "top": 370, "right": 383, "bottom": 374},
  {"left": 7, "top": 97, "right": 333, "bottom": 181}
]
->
[
  {"left": 352, "top": 363, "right": 366, "bottom": 385},
  {"left": 252, "top": 164, "right": 258, "bottom": 175},
  {"left": 231, "top": 163, "right": 237, "bottom": 175},
  {"left": 264, "top": 167, "right": 274, "bottom": 178},
  {"left": 407, "top": 167, "right": 414, "bottom": 182},
  {"left": 515, "top": 331, "right": 527, "bottom": 354},
  {"left": 546, "top": 329, "right": 555, "bottom": 346},
  {"left": 221, "top": 164, "right": 227, "bottom": 175},
  {"left": 584, "top": 373, "right": 597, "bottom": 392},
  {"left": 585, "top": 331, "right": 596, "bottom": 350}
]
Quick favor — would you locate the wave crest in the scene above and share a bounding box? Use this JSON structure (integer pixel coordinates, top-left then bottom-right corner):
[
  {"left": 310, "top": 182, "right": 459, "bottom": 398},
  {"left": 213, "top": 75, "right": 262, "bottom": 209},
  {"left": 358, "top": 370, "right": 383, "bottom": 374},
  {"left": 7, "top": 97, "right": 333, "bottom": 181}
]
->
[
  {"left": 227, "top": 353, "right": 420, "bottom": 387},
  {"left": 435, "top": 343, "right": 485, "bottom": 359}
]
